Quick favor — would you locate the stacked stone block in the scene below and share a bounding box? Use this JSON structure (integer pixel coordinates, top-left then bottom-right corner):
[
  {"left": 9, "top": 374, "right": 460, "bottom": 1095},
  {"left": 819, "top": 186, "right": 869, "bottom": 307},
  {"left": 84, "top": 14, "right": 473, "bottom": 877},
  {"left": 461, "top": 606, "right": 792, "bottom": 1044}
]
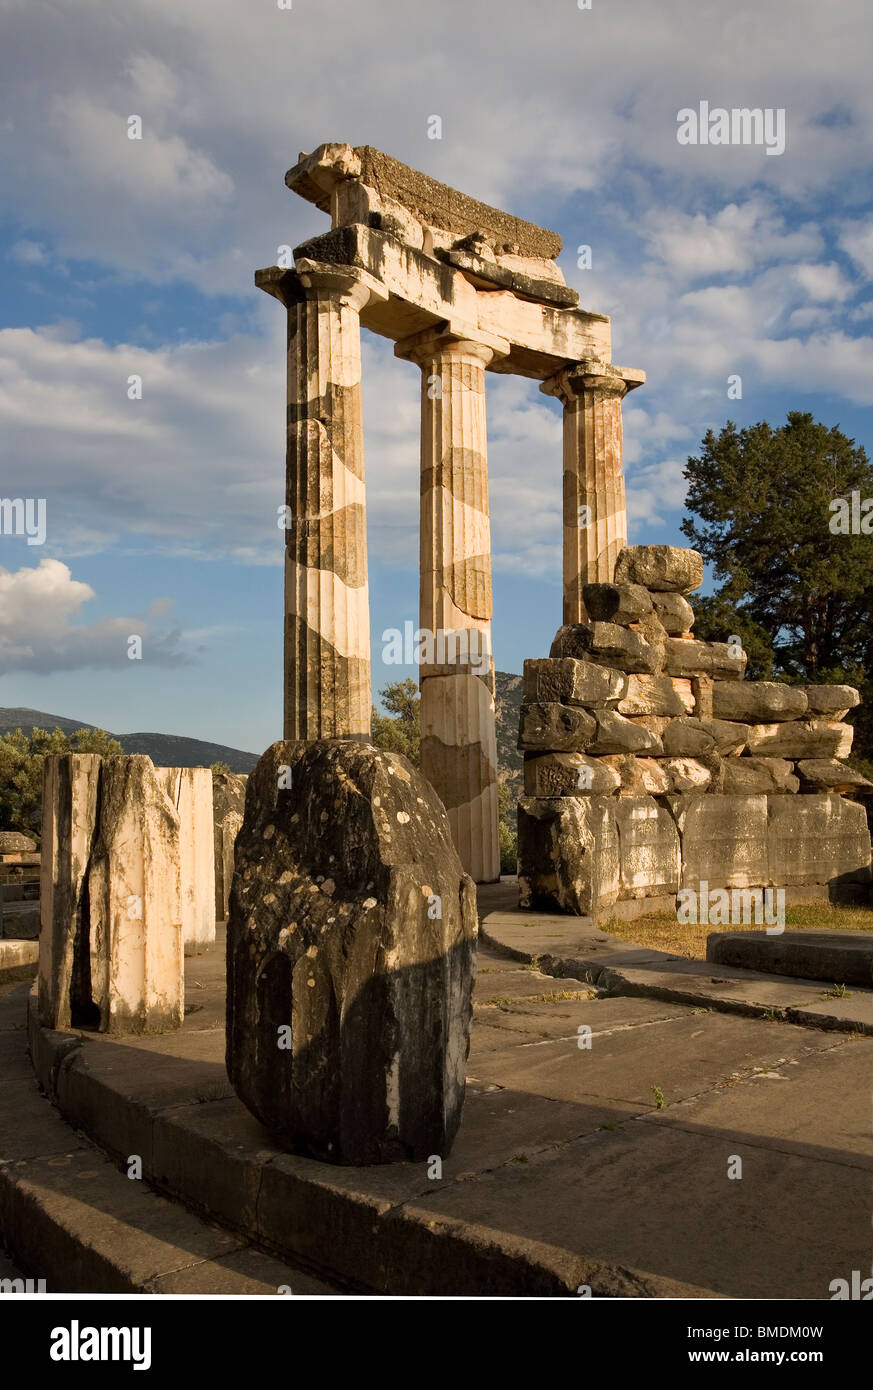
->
[{"left": 518, "top": 544, "right": 872, "bottom": 915}]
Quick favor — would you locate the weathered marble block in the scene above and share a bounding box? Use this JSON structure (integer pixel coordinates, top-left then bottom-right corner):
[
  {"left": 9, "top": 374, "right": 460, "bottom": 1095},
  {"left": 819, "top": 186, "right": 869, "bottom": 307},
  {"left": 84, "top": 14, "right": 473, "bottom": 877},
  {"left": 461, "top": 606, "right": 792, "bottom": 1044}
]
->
[
  {"left": 662, "top": 717, "right": 748, "bottom": 758},
  {"left": 614, "top": 796, "right": 681, "bottom": 897},
  {"left": 659, "top": 757, "right": 714, "bottom": 792},
  {"left": 87, "top": 758, "right": 184, "bottom": 1034},
  {"left": 712, "top": 681, "right": 808, "bottom": 723},
  {"left": 38, "top": 754, "right": 102, "bottom": 1031},
  {"left": 226, "top": 740, "right": 477, "bottom": 1165},
  {"left": 661, "top": 717, "right": 717, "bottom": 759},
  {"left": 0, "top": 831, "right": 37, "bottom": 854},
  {"left": 722, "top": 757, "right": 799, "bottom": 795},
  {"left": 669, "top": 793, "right": 769, "bottom": 889},
  {"left": 581, "top": 582, "right": 653, "bottom": 624},
  {"left": 158, "top": 767, "right": 216, "bottom": 954},
  {"left": 651, "top": 591, "right": 695, "bottom": 634},
  {"left": 523, "top": 656, "right": 626, "bottom": 707},
  {"left": 600, "top": 755, "right": 670, "bottom": 796},
  {"left": 517, "top": 794, "right": 619, "bottom": 915},
  {"left": 523, "top": 751, "right": 621, "bottom": 797},
  {"left": 631, "top": 612, "right": 668, "bottom": 675},
  {"left": 517, "top": 701, "right": 596, "bottom": 752},
  {"left": 614, "top": 544, "right": 703, "bottom": 594},
  {"left": 550, "top": 622, "right": 659, "bottom": 675},
  {"left": 802, "top": 685, "right": 860, "bottom": 716},
  {"left": 744, "top": 720, "right": 853, "bottom": 760},
  {"left": 589, "top": 709, "right": 663, "bottom": 756},
  {"left": 617, "top": 674, "right": 693, "bottom": 718},
  {"left": 795, "top": 759, "right": 873, "bottom": 793},
  {"left": 664, "top": 638, "right": 747, "bottom": 681},
  {"left": 767, "top": 795, "right": 871, "bottom": 886}
]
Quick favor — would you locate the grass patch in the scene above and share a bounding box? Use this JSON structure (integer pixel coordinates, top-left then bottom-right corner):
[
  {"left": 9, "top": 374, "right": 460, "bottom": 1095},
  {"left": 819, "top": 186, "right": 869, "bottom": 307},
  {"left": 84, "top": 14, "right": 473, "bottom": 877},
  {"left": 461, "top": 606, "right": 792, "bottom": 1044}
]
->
[
  {"left": 480, "top": 989, "right": 595, "bottom": 1009},
  {"left": 601, "top": 903, "right": 873, "bottom": 961}
]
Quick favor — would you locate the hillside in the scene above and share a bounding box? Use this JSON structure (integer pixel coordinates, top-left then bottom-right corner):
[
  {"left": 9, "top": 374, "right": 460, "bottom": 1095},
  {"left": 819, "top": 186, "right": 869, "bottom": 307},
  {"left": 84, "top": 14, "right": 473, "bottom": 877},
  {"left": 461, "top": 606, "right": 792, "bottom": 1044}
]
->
[
  {"left": 494, "top": 671, "right": 523, "bottom": 789},
  {"left": 1, "top": 681, "right": 525, "bottom": 782},
  {"left": 0, "top": 708, "right": 258, "bottom": 774}
]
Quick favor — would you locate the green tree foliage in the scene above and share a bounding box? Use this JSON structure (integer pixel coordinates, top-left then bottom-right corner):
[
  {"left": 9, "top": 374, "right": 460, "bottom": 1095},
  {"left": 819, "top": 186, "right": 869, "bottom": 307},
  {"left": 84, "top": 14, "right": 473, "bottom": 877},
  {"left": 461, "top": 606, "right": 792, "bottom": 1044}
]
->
[
  {"left": 370, "top": 679, "right": 421, "bottom": 764},
  {"left": 497, "top": 779, "right": 518, "bottom": 876},
  {"left": 210, "top": 761, "right": 232, "bottom": 775},
  {"left": 682, "top": 413, "right": 873, "bottom": 773},
  {"left": 0, "top": 727, "right": 123, "bottom": 833},
  {"left": 371, "top": 679, "right": 519, "bottom": 871}
]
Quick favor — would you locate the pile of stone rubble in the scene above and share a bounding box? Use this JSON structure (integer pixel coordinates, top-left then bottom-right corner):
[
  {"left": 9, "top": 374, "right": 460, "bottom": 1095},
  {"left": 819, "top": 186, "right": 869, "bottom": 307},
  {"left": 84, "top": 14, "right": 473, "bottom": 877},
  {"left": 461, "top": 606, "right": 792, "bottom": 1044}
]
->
[{"left": 517, "top": 544, "right": 872, "bottom": 915}]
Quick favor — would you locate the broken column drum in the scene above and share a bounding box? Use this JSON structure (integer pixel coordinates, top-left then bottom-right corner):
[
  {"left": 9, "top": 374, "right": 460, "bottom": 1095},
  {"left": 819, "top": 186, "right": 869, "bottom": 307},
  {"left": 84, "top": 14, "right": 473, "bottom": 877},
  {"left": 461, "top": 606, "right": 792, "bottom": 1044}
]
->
[{"left": 226, "top": 739, "right": 477, "bottom": 1164}]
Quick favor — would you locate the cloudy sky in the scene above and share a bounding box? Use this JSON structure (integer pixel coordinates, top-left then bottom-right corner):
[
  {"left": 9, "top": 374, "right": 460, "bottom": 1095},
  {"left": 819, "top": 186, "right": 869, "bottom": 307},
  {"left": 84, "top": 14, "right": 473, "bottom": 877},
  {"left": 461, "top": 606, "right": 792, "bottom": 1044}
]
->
[{"left": 1, "top": 0, "right": 871, "bottom": 753}]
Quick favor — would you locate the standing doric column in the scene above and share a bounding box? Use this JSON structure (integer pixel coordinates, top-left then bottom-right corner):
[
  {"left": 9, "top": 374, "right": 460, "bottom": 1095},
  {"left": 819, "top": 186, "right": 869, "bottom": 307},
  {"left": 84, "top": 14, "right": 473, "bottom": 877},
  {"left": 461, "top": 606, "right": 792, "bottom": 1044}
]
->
[
  {"left": 541, "top": 360, "right": 644, "bottom": 624},
  {"left": 395, "top": 325, "right": 509, "bottom": 883},
  {"left": 259, "top": 260, "right": 387, "bottom": 740}
]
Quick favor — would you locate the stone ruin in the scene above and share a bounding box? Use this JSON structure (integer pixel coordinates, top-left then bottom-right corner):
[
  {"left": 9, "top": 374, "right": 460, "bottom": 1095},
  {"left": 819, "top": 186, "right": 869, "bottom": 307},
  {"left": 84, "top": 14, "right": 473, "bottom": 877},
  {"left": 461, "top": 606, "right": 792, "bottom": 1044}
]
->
[
  {"left": 256, "top": 141, "right": 644, "bottom": 887},
  {"left": 227, "top": 740, "right": 476, "bottom": 1164},
  {"left": 31, "top": 146, "right": 873, "bottom": 1172},
  {"left": 38, "top": 754, "right": 215, "bottom": 1034},
  {"left": 518, "top": 549, "right": 872, "bottom": 918},
  {"left": 254, "top": 140, "right": 871, "bottom": 927}
]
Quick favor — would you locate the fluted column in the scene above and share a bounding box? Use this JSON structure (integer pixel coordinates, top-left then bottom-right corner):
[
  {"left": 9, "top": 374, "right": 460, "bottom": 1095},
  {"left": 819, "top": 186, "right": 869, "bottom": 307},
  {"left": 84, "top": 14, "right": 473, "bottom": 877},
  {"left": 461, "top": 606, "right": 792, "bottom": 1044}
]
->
[
  {"left": 541, "top": 361, "right": 643, "bottom": 624},
  {"left": 277, "top": 263, "right": 385, "bottom": 740},
  {"left": 396, "top": 325, "right": 507, "bottom": 883}
]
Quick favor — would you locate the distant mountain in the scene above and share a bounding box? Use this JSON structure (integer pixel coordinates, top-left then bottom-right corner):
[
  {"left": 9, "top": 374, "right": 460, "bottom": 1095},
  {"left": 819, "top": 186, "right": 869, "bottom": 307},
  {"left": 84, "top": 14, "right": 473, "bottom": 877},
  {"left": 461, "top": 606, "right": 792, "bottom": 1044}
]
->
[
  {"left": 494, "top": 671, "right": 523, "bottom": 789},
  {"left": 2, "top": 683, "right": 525, "bottom": 782},
  {"left": 0, "top": 707, "right": 258, "bottom": 774}
]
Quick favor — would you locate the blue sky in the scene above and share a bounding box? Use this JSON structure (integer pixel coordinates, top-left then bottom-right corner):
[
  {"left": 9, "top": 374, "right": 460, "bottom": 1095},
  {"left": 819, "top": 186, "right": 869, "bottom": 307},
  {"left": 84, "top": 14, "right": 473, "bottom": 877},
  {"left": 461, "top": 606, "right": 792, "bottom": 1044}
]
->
[{"left": 1, "top": 0, "right": 872, "bottom": 754}]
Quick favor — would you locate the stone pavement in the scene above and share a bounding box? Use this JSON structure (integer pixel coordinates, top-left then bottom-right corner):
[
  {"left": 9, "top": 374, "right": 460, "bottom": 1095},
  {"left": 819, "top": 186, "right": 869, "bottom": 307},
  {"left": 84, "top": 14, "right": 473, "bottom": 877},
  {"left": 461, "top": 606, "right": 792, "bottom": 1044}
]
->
[
  {"left": 12, "top": 902, "right": 873, "bottom": 1297},
  {"left": 479, "top": 880, "right": 873, "bottom": 1034},
  {"left": 0, "top": 980, "right": 338, "bottom": 1295}
]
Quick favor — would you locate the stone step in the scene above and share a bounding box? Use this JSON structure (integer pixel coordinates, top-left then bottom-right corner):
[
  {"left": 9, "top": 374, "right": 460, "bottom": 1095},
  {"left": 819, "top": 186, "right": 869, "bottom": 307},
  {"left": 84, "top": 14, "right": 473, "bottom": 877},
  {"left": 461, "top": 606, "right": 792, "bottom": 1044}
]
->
[
  {"left": 477, "top": 894, "right": 873, "bottom": 1036},
  {"left": 707, "top": 930, "right": 873, "bottom": 987},
  {"left": 23, "top": 976, "right": 706, "bottom": 1297},
  {"left": 0, "top": 984, "right": 337, "bottom": 1296},
  {"left": 0, "top": 939, "right": 39, "bottom": 985}
]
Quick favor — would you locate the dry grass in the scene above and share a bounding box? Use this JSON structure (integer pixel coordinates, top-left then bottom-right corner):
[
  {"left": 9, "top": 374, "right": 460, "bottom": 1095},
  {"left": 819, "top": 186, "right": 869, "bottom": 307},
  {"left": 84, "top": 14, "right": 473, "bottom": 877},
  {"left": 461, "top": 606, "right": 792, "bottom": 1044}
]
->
[{"left": 602, "top": 902, "right": 873, "bottom": 960}]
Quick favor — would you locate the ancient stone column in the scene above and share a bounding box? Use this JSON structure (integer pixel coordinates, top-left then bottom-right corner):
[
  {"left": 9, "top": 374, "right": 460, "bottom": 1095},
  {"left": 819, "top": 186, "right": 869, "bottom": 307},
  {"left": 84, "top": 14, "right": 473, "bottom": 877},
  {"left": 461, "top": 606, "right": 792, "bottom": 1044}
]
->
[
  {"left": 541, "top": 361, "right": 644, "bottom": 624},
  {"left": 396, "top": 326, "right": 507, "bottom": 883},
  {"left": 38, "top": 753, "right": 102, "bottom": 1030},
  {"left": 88, "top": 757, "right": 184, "bottom": 1035},
  {"left": 259, "top": 261, "right": 387, "bottom": 741},
  {"left": 157, "top": 767, "right": 216, "bottom": 955},
  {"left": 39, "top": 753, "right": 185, "bottom": 1035}
]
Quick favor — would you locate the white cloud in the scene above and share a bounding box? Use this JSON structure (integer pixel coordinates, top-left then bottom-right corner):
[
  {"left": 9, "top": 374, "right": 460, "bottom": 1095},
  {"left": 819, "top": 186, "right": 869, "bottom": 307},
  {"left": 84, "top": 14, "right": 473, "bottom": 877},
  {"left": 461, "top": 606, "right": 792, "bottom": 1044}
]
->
[
  {"left": 0, "top": 559, "right": 189, "bottom": 674},
  {"left": 10, "top": 239, "right": 48, "bottom": 265},
  {"left": 627, "top": 458, "right": 689, "bottom": 531},
  {"left": 642, "top": 201, "right": 824, "bottom": 282},
  {"left": 2, "top": 0, "right": 872, "bottom": 594},
  {"left": 839, "top": 219, "right": 873, "bottom": 278},
  {"left": 3, "top": 1, "right": 873, "bottom": 289},
  {"left": 792, "top": 262, "right": 853, "bottom": 302},
  {"left": 0, "top": 319, "right": 578, "bottom": 576}
]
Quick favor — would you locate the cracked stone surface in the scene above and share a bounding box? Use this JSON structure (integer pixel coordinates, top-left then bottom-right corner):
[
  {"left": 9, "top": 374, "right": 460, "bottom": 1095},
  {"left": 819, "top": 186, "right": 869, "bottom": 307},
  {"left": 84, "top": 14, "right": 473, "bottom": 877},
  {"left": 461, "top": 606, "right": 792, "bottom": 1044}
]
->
[{"left": 17, "top": 886, "right": 873, "bottom": 1297}]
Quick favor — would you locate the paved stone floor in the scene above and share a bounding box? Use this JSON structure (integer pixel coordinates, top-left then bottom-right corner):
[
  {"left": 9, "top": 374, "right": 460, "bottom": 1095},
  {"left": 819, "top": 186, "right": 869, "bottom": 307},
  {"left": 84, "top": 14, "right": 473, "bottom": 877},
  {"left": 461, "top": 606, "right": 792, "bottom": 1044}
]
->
[{"left": 6, "top": 885, "right": 873, "bottom": 1297}]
